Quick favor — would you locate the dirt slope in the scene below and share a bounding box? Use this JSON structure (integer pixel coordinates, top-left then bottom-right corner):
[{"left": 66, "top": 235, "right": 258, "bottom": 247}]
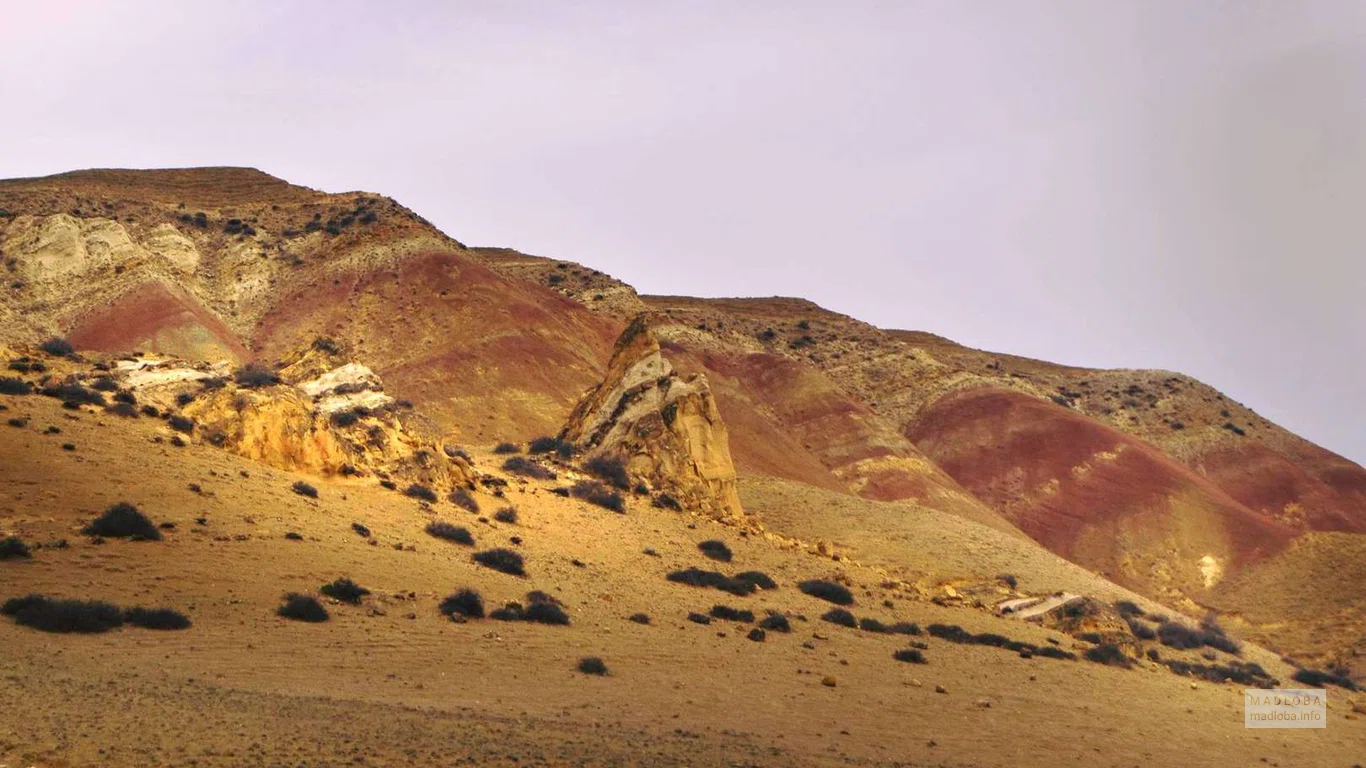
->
[
  {"left": 3, "top": 388, "right": 1364, "bottom": 767},
  {"left": 3, "top": 167, "right": 1364, "bottom": 680}
]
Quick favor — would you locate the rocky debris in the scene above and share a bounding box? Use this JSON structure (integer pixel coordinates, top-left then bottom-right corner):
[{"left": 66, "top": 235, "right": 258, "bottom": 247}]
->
[{"left": 559, "top": 314, "right": 743, "bottom": 521}]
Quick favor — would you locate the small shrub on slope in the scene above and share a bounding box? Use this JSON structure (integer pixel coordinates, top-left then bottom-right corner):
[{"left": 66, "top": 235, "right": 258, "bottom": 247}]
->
[
  {"left": 123, "top": 606, "right": 192, "bottom": 630},
  {"left": 83, "top": 503, "right": 161, "bottom": 540},
  {"left": 3, "top": 595, "right": 123, "bottom": 633},
  {"left": 473, "top": 548, "right": 525, "bottom": 576},
  {"left": 697, "top": 539, "right": 732, "bottom": 562},
  {"left": 320, "top": 577, "right": 370, "bottom": 604},
  {"left": 439, "top": 589, "right": 484, "bottom": 619},
  {"left": 278, "top": 593, "right": 329, "bottom": 622},
  {"left": 426, "top": 522, "right": 474, "bottom": 545},
  {"left": 798, "top": 579, "right": 853, "bottom": 606}
]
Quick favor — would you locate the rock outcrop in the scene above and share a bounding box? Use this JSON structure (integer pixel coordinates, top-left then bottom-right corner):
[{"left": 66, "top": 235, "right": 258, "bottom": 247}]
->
[
  {"left": 560, "top": 314, "right": 743, "bottom": 521},
  {"left": 112, "top": 350, "right": 470, "bottom": 492}
]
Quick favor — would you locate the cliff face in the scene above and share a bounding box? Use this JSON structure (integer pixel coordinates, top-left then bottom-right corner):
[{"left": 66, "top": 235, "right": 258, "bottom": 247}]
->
[{"left": 561, "top": 314, "right": 743, "bottom": 522}]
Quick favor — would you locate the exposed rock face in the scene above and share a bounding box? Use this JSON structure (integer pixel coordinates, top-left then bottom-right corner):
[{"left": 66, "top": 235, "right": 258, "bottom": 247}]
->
[
  {"left": 114, "top": 351, "right": 469, "bottom": 491},
  {"left": 560, "top": 314, "right": 743, "bottom": 521}
]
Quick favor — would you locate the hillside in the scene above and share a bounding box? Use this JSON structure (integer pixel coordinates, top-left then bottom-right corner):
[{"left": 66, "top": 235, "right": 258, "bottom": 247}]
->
[
  {"left": 2, "top": 167, "right": 1365, "bottom": 766},
  {"left": 2, "top": 347, "right": 1363, "bottom": 767}
]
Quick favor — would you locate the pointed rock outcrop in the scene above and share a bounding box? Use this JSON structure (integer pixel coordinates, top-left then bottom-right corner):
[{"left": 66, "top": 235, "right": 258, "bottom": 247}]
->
[{"left": 561, "top": 314, "right": 743, "bottom": 521}]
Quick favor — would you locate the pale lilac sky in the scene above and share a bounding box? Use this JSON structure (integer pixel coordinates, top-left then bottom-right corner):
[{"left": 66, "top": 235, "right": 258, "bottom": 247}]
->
[{"left": 1, "top": 1, "right": 1362, "bottom": 464}]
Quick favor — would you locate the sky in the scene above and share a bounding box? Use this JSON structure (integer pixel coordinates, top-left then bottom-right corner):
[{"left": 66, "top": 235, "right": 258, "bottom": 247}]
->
[{"left": 1, "top": 1, "right": 1362, "bottom": 465}]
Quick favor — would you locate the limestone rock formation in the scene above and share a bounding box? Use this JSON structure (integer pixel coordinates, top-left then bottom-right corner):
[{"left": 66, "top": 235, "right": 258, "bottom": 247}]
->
[
  {"left": 560, "top": 314, "right": 743, "bottom": 521},
  {"left": 112, "top": 350, "right": 469, "bottom": 491}
]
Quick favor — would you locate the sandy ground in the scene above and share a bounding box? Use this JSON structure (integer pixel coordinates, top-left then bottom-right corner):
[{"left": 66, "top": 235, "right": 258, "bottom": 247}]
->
[{"left": 2, "top": 392, "right": 1364, "bottom": 767}]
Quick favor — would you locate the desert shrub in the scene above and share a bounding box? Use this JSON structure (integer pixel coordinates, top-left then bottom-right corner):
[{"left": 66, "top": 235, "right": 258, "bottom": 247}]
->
[
  {"left": 83, "top": 503, "right": 161, "bottom": 540},
  {"left": 320, "top": 577, "right": 370, "bottom": 604},
  {"left": 578, "top": 657, "right": 608, "bottom": 676},
  {"left": 733, "top": 571, "right": 776, "bottom": 590},
  {"left": 2, "top": 595, "right": 123, "bottom": 633},
  {"left": 998, "top": 573, "right": 1018, "bottom": 589},
  {"left": 893, "top": 648, "right": 928, "bottom": 664},
  {"left": 859, "top": 617, "right": 890, "bottom": 634},
  {"left": 39, "top": 337, "right": 74, "bottom": 356},
  {"left": 6, "top": 417, "right": 25, "bottom": 427},
  {"left": 652, "top": 493, "right": 682, "bottom": 511},
  {"left": 687, "top": 612, "right": 712, "bottom": 625},
  {"left": 665, "top": 567, "right": 756, "bottom": 596},
  {"left": 90, "top": 377, "right": 118, "bottom": 392},
  {"left": 473, "top": 548, "right": 525, "bottom": 576},
  {"left": 443, "top": 445, "right": 472, "bottom": 462},
  {"left": 1156, "top": 620, "right": 1239, "bottom": 654},
  {"left": 490, "top": 602, "right": 525, "bottom": 621},
  {"left": 889, "top": 622, "right": 921, "bottom": 636},
  {"left": 527, "top": 436, "right": 567, "bottom": 455},
  {"left": 1114, "top": 600, "right": 1145, "bottom": 618},
  {"left": 105, "top": 402, "right": 138, "bottom": 418},
  {"left": 1127, "top": 618, "right": 1157, "bottom": 640},
  {"left": 285, "top": 531, "right": 303, "bottom": 541},
  {"left": 1166, "top": 659, "right": 1279, "bottom": 688},
  {"left": 710, "top": 604, "right": 755, "bottom": 622},
  {"left": 1199, "top": 617, "right": 1241, "bottom": 654},
  {"left": 425, "top": 521, "right": 473, "bottom": 545},
  {"left": 927, "top": 624, "right": 1039, "bottom": 655},
  {"left": 379, "top": 480, "right": 396, "bottom": 490},
  {"left": 331, "top": 409, "right": 360, "bottom": 427},
  {"left": 758, "top": 613, "right": 792, "bottom": 633},
  {"left": 493, "top": 442, "right": 520, "bottom": 454},
  {"left": 629, "top": 613, "right": 651, "bottom": 625},
  {"left": 449, "top": 488, "right": 479, "bottom": 513},
  {"left": 503, "top": 456, "right": 555, "bottom": 480},
  {"left": 494, "top": 507, "right": 518, "bottom": 524},
  {"left": 1032, "top": 646, "right": 1078, "bottom": 661},
  {"left": 1084, "top": 644, "right": 1132, "bottom": 668},
  {"left": 234, "top": 363, "right": 280, "bottom": 388},
  {"left": 277, "top": 593, "right": 329, "bottom": 622},
  {"left": 403, "top": 484, "right": 437, "bottom": 502},
  {"left": 168, "top": 415, "right": 194, "bottom": 433},
  {"left": 745, "top": 627, "right": 766, "bottom": 642},
  {"left": 1156, "top": 621, "right": 1201, "bottom": 649},
  {"left": 41, "top": 383, "right": 105, "bottom": 406},
  {"left": 584, "top": 455, "right": 630, "bottom": 489},
  {"left": 112, "top": 390, "right": 136, "bottom": 404},
  {"left": 821, "top": 608, "right": 858, "bottom": 628},
  {"left": 122, "top": 606, "right": 192, "bottom": 630},
  {"left": 571, "top": 479, "right": 625, "bottom": 512},
  {"left": 797, "top": 579, "right": 853, "bottom": 606},
  {"left": 523, "top": 600, "right": 571, "bottom": 625},
  {"left": 0, "top": 377, "right": 32, "bottom": 395},
  {"left": 1291, "top": 667, "right": 1356, "bottom": 690},
  {"left": 697, "top": 539, "right": 733, "bottom": 562},
  {"left": 439, "top": 589, "right": 485, "bottom": 619},
  {"left": 0, "top": 536, "right": 32, "bottom": 560},
  {"left": 291, "top": 481, "right": 318, "bottom": 498}
]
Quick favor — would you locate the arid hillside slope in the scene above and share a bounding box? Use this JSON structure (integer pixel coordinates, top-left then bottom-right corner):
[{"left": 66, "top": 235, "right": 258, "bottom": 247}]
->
[
  {"left": 3, "top": 350, "right": 1364, "bottom": 767},
  {"left": 3, "top": 167, "right": 1364, "bottom": 678}
]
